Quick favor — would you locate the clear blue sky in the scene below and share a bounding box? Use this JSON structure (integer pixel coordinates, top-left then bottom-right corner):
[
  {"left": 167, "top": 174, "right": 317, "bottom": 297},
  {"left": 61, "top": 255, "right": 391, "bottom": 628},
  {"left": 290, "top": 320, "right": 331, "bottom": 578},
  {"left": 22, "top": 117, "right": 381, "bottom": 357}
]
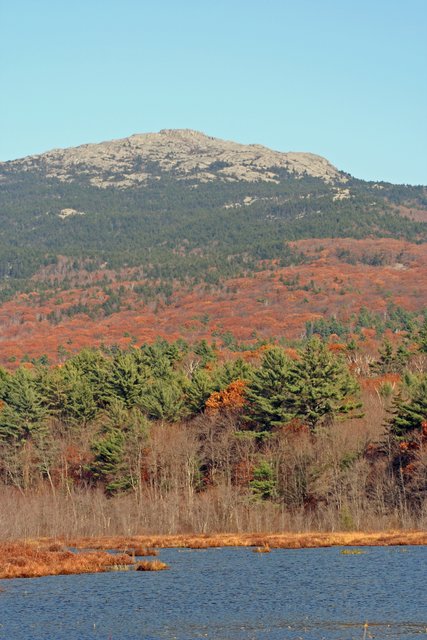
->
[{"left": 1, "top": 0, "right": 426, "bottom": 184}]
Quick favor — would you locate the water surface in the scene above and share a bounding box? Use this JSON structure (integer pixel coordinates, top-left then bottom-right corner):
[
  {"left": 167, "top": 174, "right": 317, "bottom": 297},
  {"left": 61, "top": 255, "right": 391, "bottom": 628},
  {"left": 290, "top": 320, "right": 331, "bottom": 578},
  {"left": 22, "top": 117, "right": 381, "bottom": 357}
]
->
[{"left": 0, "top": 546, "right": 426, "bottom": 639}]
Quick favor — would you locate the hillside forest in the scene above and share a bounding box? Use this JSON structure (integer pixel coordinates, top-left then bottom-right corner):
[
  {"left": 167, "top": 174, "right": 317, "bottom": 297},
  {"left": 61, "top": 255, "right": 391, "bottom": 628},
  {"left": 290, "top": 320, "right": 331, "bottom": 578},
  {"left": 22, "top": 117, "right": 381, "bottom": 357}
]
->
[
  {"left": 1, "top": 135, "right": 427, "bottom": 537},
  {"left": 1, "top": 312, "right": 426, "bottom": 538}
]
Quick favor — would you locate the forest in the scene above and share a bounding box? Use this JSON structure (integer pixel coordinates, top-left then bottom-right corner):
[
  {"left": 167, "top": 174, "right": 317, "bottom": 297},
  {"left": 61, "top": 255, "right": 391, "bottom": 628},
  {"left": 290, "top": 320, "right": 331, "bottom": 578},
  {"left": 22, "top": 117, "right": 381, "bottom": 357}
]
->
[
  {"left": 0, "top": 161, "right": 426, "bottom": 290},
  {"left": 0, "top": 321, "right": 426, "bottom": 538},
  {"left": 0, "top": 236, "right": 426, "bottom": 368},
  {"left": 1, "top": 143, "right": 427, "bottom": 539}
]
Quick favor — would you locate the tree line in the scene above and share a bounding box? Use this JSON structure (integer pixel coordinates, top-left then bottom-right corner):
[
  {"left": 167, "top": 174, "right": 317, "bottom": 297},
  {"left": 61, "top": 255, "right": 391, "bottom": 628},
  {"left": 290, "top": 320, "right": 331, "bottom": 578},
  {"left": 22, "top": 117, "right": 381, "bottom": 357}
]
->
[{"left": 0, "top": 334, "right": 425, "bottom": 531}]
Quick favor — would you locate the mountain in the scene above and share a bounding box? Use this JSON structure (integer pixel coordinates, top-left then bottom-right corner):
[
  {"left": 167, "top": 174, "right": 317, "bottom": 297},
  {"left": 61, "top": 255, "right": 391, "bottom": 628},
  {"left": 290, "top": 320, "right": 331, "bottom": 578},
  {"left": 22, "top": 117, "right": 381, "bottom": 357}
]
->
[
  {"left": 2, "top": 128, "right": 343, "bottom": 188},
  {"left": 1, "top": 129, "right": 426, "bottom": 283},
  {"left": 2, "top": 131, "right": 427, "bottom": 534},
  {"left": 0, "top": 129, "right": 426, "bottom": 364}
]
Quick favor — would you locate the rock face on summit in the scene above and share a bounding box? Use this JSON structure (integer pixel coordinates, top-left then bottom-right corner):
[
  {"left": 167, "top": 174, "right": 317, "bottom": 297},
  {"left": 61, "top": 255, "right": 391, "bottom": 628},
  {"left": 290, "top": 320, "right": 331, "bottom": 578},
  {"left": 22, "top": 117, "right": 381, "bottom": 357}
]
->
[{"left": 2, "top": 129, "right": 343, "bottom": 189}]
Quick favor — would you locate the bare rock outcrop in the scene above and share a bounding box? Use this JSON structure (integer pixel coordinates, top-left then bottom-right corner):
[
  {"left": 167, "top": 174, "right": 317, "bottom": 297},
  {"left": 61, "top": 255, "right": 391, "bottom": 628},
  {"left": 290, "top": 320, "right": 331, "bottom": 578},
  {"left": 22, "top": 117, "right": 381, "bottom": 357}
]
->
[{"left": 2, "top": 129, "right": 344, "bottom": 188}]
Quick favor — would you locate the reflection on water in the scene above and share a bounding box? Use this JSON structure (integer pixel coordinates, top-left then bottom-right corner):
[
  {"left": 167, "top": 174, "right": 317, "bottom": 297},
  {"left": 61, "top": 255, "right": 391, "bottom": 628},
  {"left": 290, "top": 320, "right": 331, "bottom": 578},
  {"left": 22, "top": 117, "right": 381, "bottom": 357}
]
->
[{"left": 0, "top": 546, "right": 426, "bottom": 639}]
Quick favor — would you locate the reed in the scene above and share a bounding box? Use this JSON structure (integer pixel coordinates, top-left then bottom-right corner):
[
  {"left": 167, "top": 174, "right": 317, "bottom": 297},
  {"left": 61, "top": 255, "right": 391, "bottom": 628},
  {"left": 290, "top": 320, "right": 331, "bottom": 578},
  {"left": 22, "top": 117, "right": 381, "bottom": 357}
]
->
[
  {"left": 136, "top": 560, "right": 169, "bottom": 571},
  {"left": 0, "top": 542, "right": 134, "bottom": 579},
  {"left": 65, "top": 530, "right": 427, "bottom": 551}
]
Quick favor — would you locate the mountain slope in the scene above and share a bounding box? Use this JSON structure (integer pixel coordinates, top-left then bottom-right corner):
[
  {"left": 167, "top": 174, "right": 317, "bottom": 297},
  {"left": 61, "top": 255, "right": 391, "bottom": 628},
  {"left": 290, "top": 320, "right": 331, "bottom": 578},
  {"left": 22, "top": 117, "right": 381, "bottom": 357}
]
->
[
  {"left": 0, "top": 129, "right": 426, "bottom": 284},
  {"left": 0, "top": 129, "right": 426, "bottom": 364}
]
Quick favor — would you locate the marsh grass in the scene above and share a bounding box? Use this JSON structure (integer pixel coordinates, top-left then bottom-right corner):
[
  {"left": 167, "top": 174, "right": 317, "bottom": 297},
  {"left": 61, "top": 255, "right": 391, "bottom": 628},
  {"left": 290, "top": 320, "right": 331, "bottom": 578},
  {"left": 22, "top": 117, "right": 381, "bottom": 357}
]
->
[
  {"left": 136, "top": 560, "right": 169, "bottom": 571},
  {"left": 0, "top": 542, "right": 134, "bottom": 579},
  {"left": 65, "top": 530, "right": 427, "bottom": 551},
  {"left": 4, "top": 530, "right": 424, "bottom": 579},
  {"left": 107, "top": 564, "right": 135, "bottom": 571}
]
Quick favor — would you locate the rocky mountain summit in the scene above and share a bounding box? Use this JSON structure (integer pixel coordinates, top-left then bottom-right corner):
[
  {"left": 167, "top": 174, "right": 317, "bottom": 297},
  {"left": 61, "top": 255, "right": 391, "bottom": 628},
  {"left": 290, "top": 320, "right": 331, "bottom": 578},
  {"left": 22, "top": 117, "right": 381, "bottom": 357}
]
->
[
  {"left": 0, "top": 127, "right": 425, "bottom": 290},
  {"left": 2, "top": 129, "right": 343, "bottom": 189}
]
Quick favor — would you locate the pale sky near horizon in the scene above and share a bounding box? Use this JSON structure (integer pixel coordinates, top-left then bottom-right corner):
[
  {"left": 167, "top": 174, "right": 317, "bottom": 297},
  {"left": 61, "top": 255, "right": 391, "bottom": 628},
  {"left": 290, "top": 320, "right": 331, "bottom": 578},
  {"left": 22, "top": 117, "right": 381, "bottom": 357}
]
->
[{"left": 1, "top": 0, "right": 426, "bottom": 184}]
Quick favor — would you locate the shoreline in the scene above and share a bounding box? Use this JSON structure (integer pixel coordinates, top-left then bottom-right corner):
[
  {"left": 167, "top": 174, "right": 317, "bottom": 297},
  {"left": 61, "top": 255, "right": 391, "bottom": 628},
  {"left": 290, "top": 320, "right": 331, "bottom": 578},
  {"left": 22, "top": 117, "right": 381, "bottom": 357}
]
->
[
  {"left": 1, "top": 531, "right": 426, "bottom": 580},
  {"left": 63, "top": 530, "right": 427, "bottom": 550}
]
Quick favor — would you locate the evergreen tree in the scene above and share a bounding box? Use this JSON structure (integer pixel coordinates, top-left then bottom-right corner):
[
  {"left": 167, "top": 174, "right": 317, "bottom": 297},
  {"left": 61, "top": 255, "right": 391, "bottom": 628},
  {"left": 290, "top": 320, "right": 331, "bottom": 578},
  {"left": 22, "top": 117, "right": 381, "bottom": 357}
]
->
[
  {"left": 139, "top": 338, "right": 185, "bottom": 374},
  {"left": 43, "top": 367, "right": 98, "bottom": 427},
  {"left": 370, "top": 340, "right": 396, "bottom": 374},
  {"left": 193, "top": 340, "right": 217, "bottom": 366},
  {"left": 250, "top": 460, "right": 277, "bottom": 500},
  {"left": 105, "top": 351, "right": 149, "bottom": 408},
  {"left": 140, "top": 378, "right": 187, "bottom": 421},
  {"left": 388, "top": 376, "right": 427, "bottom": 440},
  {"left": 0, "top": 367, "right": 10, "bottom": 401},
  {"left": 215, "top": 358, "right": 253, "bottom": 388},
  {"left": 0, "top": 369, "right": 47, "bottom": 441},
  {"left": 418, "top": 317, "right": 427, "bottom": 353},
  {"left": 91, "top": 428, "right": 130, "bottom": 494},
  {"left": 286, "top": 338, "right": 361, "bottom": 430},
  {"left": 395, "top": 343, "right": 410, "bottom": 372},
  {"left": 244, "top": 347, "right": 293, "bottom": 431},
  {"left": 63, "top": 349, "right": 110, "bottom": 407},
  {"left": 186, "top": 368, "right": 216, "bottom": 415}
]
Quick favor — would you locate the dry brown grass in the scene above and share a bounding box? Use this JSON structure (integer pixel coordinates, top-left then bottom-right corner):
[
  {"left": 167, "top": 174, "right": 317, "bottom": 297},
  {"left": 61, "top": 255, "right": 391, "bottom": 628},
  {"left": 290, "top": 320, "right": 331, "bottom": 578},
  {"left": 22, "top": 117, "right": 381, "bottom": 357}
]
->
[
  {"left": 136, "top": 560, "right": 169, "bottom": 571},
  {"left": 0, "top": 541, "right": 134, "bottom": 579},
  {"left": 64, "top": 530, "right": 427, "bottom": 551},
  {"left": 3, "top": 530, "right": 425, "bottom": 578}
]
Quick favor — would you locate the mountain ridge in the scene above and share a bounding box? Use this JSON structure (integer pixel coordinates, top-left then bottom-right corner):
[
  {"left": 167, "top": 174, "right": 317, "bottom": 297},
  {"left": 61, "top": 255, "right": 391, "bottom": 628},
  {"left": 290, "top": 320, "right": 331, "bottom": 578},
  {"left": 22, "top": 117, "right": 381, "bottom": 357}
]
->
[
  {"left": 0, "top": 128, "right": 344, "bottom": 188},
  {"left": 0, "top": 127, "right": 426, "bottom": 288}
]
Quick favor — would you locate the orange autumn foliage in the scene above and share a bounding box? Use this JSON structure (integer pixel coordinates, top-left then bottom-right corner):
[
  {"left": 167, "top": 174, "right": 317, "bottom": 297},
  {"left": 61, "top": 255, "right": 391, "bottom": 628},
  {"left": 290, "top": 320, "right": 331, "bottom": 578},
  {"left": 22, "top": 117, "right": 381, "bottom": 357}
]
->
[
  {"left": 205, "top": 379, "right": 247, "bottom": 413},
  {"left": 328, "top": 342, "right": 346, "bottom": 352},
  {"left": 0, "top": 237, "right": 426, "bottom": 367},
  {"left": 361, "top": 373, "right": 401, "bottom": 391}
]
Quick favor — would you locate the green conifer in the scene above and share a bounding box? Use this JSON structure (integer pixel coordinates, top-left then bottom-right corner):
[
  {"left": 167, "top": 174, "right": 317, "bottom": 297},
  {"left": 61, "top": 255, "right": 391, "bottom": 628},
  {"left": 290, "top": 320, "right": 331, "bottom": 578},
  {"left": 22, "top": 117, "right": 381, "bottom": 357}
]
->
[
  {"left": 287, "top": 338, "right": 361, "bottom": 430},
  {"left": 244, "top": 347, "right": 293, "bottom": 430},
  {"left": 388, "top": 376, "right": 427, "bottom": 440}
]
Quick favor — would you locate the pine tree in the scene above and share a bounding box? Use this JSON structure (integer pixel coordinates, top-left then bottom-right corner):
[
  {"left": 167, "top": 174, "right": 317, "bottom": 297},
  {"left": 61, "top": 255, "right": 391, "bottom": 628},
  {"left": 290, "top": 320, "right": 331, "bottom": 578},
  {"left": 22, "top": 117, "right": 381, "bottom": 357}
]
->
[
  {"left": 244, "top": 347, "right": 293, "bottom": 431},
  {"left": 186, "top": 368, "right": 216, "bottom": 415},
  {"left": 0, "top": 368, "right": 47, "bottom": 441},
  {"left": 91, "top": 428, "right": 130, "bottom": 494},
  {"left": 43, "top": 367, "right": 98, "bottom": 427},
  {"left": 418, "top": 317, "right": 427, "bottom": 353},
  {"left": 395, "top": 343, "right": 410, "bottom": 372},
  {"left": 0, "top": 367, "right": 10, "bottom": 401},
  {"left": 388, "top": 376, "right": 427, "bottom": 440},
  {"left": 63, "top": 349, "right": 110, "bottom": 407},
  {"left": 193, "top": 340, "right": 217, "bottom": 366},
  {"left": 215, "top": 358, "right": 253, "bottom": 388},
  {"left": 140, "top": 377, "right": 187, "bottom": 422},
  {"left": 250, "top": 460, "right": 277, "bottom": 500},
  {"left": 105, "top": 351, "right": 149, "bottom": 408},
  {"left": 286, "top": 337, "right": 361, "bottom": 430},
  {"left": 370, "top": 340, "right": 396, "bottom": 374}
]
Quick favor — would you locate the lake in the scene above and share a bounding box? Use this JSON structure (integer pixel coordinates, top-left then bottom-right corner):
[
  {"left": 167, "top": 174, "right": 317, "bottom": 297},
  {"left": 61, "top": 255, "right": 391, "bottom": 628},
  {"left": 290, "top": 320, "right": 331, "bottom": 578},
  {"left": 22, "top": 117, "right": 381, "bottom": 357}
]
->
[{"left": 0, "top": 546, "right": 426, "bottom": 639}]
